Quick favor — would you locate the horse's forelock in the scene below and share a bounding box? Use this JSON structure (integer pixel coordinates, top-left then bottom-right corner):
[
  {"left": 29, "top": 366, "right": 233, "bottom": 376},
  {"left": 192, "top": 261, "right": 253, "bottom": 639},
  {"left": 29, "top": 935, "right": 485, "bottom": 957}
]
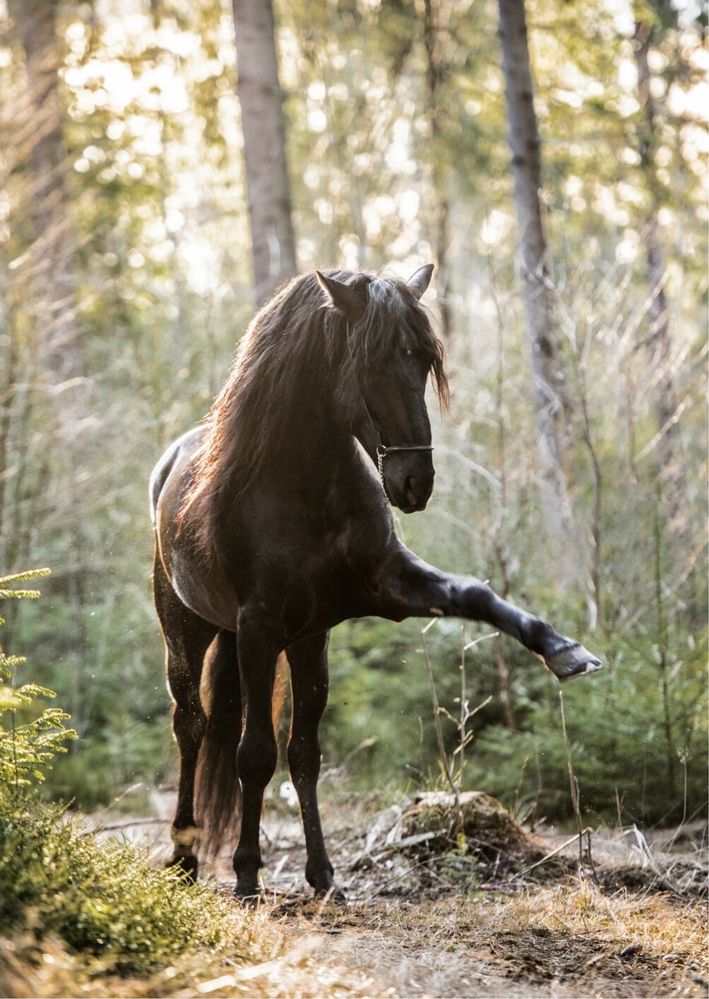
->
[{"left": 345, "top": 275, "right": 449, "bottom": 406}]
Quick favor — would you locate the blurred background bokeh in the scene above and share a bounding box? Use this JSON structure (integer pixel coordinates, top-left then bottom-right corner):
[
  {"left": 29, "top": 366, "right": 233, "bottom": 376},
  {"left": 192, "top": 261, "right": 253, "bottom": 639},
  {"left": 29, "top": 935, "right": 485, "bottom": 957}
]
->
[{"left": 0, "top": 0, "right": 706, "bottom": 828}]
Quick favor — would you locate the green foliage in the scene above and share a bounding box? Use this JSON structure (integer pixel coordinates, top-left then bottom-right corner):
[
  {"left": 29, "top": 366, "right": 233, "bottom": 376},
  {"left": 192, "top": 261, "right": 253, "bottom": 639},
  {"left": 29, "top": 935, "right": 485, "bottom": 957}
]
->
[
  {"left": 326, "top": 597, "right": 708, "bottom": 827},
  {"left": 0, "top": 0, "right": 705, "bottom": 829},
  {"left": 467, "top": 631, "right": 708, "bottom": 826},
  {"left": 0, "top": 572, "right": 248, "bottom": 978},
  {"left": 0, "top": 570, "right": 77, "bottom": 790},
  {"left": 0, "top": 798, "right": 241, "bottom": 975},
  {"left": 324, "top": 616, "right": 472, "bottom": 783}
]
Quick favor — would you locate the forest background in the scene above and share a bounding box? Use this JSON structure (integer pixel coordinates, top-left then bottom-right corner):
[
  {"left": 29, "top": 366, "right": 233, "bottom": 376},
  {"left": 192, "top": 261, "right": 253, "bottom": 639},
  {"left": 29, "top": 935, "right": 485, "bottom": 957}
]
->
[{"left": 0, "top": 0, "right": 706, "bottom": 832}]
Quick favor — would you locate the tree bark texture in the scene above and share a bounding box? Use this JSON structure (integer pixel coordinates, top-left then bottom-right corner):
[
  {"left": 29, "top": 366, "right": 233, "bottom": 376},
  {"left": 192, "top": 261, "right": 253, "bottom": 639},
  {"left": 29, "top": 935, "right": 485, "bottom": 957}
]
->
[
  {"left": 10, "top": 0, "right": 80, "bottom": 379},
  {"left": 422, "top": 0, "right": 452, "bottom": 338},
  {"left": 232, "top": 0, "right": 297, "bottom": 307},
  {"left": 497, "top": 0, "right": 574, "bottom": 537},
  {"left": 633, "top": 16, "right": 688, "bottom": 534}
]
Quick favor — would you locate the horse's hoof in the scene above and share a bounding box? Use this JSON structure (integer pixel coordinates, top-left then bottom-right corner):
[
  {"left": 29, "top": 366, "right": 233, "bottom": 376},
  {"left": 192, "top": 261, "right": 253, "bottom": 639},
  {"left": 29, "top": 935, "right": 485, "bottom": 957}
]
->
[
  {"left": 166, "top": 854, "right": 199, "bottom": 882},
  {"left": 315, "top": 885, "right": 347, "bottom": 906},
  {"left": 234, "top": 886, "right": 263, "bottom": 907},
  {"left": 545, "top": 641, "right": 603, "bottom": 682}
]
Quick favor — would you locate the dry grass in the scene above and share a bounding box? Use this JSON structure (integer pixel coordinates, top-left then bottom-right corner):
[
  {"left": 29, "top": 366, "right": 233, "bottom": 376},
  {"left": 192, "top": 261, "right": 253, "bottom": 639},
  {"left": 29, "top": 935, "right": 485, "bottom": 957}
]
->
[
  {"left": 3, "top": 876, "right": 707, "bottom": 998},
  {"left": 0, "top": 909, "right": 384, "bottom": 999},
  {"left": 299, "top": 880, "right": 708, "bottom": 998},
  {"left": 500, "top": 880, "right": 708, "bottom": 960},
  {"left": 7, "top": 787, "right": 705, "bottom": 999}
]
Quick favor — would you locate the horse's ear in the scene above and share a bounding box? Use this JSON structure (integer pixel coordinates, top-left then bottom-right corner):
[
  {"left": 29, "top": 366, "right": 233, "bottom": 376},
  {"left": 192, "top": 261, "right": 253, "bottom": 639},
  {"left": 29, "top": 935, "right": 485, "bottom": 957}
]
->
[
  {"left": 407, "top": 263, "right": 434, "bottom": 300},
  {"left": 316, "top": 271, "right": 367, "bottom": 323}
]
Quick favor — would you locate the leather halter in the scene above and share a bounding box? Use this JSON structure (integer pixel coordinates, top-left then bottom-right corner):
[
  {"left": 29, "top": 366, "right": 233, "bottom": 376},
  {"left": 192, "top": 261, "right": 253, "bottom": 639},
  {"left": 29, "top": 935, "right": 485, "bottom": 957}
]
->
[{"left": 360, "top": 399, "right": 433, "bottom": 488}]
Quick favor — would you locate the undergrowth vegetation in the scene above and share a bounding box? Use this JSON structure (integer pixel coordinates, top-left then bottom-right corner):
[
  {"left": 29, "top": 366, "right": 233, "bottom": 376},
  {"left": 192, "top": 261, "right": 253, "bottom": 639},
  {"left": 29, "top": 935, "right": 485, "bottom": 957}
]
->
[
  {"left": 468, "top": 631, "right": 708, "bottom": 826},
  {"left": 0, "top": 802, "right": 236, "bottom": 975},
  {"left": 326, "top": 611, "right": 708, "bottom": 827},
  {"left": 0, "top": 572, "right": 268, "bottom": 982}
]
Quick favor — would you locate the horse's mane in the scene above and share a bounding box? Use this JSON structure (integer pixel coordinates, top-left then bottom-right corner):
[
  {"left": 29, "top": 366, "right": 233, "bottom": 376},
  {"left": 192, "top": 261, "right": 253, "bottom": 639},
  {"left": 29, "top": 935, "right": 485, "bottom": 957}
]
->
[{"left": 180, "top": 269, "right": 448, "bottom": 558}]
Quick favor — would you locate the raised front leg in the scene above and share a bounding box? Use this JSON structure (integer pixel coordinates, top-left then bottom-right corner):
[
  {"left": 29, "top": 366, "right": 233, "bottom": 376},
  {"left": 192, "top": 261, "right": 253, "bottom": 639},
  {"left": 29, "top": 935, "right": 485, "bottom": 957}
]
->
[
  {"left": 232, "top": 613, "right": 280, "bottom": 900},
  {"left": 286, "top": 632, "right": 337, "bottom": 897},
  {"left": 375, "top": 547, "right": 602, "bottom": 681}
]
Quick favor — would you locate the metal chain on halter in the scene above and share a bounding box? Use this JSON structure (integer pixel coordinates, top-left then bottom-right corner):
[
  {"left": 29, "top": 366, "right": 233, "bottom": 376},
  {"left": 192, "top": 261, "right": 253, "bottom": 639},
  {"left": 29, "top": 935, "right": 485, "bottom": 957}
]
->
[
  {"left": 376, "top": 444, "right": 434, "bottom": 486},
  {"left": 362, "top": 399, "right": 433, "bottom": 488}
]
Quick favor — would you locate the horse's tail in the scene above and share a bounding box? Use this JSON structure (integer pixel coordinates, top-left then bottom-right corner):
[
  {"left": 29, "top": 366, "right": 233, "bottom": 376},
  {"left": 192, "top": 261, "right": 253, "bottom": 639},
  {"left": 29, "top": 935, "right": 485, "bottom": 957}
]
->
[
  {"left": 195, "top": 637, "right": 289, "bottom": 860},
  {"left": 195, "top": 630, "right": 241, "bottom": 859}
]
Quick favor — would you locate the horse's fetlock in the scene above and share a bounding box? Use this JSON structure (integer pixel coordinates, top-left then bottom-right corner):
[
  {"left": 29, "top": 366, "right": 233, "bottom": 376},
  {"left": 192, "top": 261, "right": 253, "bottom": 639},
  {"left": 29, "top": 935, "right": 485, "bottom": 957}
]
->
[
  {"left": 305, "top": 857, "right": 334, "bottom": 890},
  {"left": 171, "top": 824, "right": 201, "bottom": 849},
  {"left": 532, "top": 619, "right": 558, "bottom": 654},
  {"left": 233, "top": 844, "right": 263, "bottom": 880}
]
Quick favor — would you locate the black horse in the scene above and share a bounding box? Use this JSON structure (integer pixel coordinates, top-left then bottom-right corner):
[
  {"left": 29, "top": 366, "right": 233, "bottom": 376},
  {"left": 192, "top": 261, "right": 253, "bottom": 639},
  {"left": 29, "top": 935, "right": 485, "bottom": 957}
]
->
[{"left": 150, "top": 265, "right": 601, "bottom": 899}]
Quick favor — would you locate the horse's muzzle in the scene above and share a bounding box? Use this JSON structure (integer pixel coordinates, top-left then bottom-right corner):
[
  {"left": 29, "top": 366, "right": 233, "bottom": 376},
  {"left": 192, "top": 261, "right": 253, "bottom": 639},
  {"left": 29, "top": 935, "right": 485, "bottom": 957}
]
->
[
  {"left": 403, "top": 476, "right": 432, "bottom": 512},
  {"left": 386, "top": 471, "right": 434, "bottom": 513}
]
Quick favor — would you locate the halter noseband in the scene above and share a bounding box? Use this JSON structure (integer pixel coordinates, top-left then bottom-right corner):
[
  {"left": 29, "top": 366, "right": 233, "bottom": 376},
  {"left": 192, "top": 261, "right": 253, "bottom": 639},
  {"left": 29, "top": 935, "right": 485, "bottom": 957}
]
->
[
  {"left": 360, "top": 400, "right": 433, "bottom": 486},
  {"left": 376, "top": 443, "right": 434, "bottom": 481}
]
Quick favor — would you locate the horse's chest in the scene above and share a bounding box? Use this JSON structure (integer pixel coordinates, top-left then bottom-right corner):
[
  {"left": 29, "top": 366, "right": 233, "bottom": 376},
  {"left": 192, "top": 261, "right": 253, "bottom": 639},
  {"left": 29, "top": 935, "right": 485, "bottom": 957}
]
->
[{"left": 249, "top": 516, "right": 383, "bottom": 625}]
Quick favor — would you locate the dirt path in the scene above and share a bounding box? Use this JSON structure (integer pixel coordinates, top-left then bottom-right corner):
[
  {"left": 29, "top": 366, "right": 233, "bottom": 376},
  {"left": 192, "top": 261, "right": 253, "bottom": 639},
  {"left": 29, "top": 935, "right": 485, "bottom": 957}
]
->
[
  {"left": 293, "top": 897, "right": 707, "bottom": 998},
  {"left": 88, "top": 791, "right": 708, "bottom": 998}
]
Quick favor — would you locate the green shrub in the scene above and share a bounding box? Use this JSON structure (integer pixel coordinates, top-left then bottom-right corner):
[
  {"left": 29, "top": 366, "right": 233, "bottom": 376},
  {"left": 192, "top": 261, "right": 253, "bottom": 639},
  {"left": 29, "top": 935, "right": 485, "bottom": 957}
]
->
[
  {"left": 0, "top": 568, "right": 256, "bottom": 978},
  {"left": 466, "top": 631, "right": 708, "bottom": 826},
  {"left": 0, "top": 799, "right": 239, "bottom": 975},
  {"left": 0, "top": 570, "right": 77, "bottom": 790}
]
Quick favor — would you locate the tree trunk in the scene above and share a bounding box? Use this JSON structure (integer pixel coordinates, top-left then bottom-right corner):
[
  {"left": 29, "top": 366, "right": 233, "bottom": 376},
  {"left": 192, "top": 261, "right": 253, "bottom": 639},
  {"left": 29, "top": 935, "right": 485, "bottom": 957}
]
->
[
  {"left": 232, "top": 0, "right": 297, "bottom": 307},
  {"left": 633, "top": 16, "right": 688, "bottom": 535},
  {"left": 497, "top": 0, "right": 574, "bottom": 540},
  {"left": 422, "top": 0, "right": 452, "bottom": 338},
  {"left": 9, "top": 0, "right": 81, "bottom": 379}
]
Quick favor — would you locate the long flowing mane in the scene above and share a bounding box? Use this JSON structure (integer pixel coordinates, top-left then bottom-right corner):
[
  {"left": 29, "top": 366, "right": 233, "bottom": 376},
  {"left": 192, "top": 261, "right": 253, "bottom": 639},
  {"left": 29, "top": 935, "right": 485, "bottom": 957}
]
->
[{"left": 181, "top": 270, "right": 448, "bottom": 557}]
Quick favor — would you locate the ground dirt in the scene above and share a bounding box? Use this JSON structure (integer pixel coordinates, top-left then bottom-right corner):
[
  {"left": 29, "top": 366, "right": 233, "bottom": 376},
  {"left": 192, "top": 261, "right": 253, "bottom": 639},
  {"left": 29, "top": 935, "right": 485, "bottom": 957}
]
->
[{"left": 60, "top": 784, "right": 708, "bottom": 999}]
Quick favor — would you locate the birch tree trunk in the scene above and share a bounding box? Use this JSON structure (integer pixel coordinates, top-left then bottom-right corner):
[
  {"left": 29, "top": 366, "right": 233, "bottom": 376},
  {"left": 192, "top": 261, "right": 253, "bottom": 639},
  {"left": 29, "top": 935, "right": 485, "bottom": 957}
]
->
[
  {"left": 633, "top": 15, "right": 688, "bottom": 534},
  {"left": 232, "top": 0, "right": 297, "bottom": 306},
  {"left": 497, "top": 0, "right": 575, "bottom": 542}
]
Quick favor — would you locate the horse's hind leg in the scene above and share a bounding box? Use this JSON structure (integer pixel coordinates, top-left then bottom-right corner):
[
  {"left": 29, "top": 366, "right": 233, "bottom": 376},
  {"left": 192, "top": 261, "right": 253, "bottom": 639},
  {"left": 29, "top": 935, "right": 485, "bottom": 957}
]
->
[
  {"left": 154, "top": 555, "right": 217, "bottom": 878},
  {"left": 286, "top": 631, "right": 337, "bottom": 897}
]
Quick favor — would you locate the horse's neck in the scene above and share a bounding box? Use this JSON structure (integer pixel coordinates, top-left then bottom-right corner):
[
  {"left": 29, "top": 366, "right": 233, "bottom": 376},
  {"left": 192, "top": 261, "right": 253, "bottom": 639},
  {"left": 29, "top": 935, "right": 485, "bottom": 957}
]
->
[
  {"left": 265, "top": 402, "right": 351, "bottom": 482},
  {"left": 262, "top": 401, "right": 380, "bottom": 509}
]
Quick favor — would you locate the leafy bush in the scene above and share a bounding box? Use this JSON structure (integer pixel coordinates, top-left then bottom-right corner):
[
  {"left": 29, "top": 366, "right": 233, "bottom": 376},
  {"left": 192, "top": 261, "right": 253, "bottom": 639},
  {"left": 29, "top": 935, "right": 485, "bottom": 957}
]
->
[
  {"left": 466, "top": 631, "right": 708, "bottom": 826},
  {"left": 326, "top": 608, "right": 708, "bottom": 828}
]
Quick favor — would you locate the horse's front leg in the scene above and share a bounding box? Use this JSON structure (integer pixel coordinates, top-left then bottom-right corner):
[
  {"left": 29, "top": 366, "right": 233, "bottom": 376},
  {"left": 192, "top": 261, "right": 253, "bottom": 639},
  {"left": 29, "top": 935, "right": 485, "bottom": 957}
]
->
[
  {"left": 286, "top": 631, "right": 338, "bottom": 898},
  {"left": 376, "top": 548, "right": 602, "bottom": 681},
  {"left": 232, "top": 612, "right": 280, "bottom": 900}
]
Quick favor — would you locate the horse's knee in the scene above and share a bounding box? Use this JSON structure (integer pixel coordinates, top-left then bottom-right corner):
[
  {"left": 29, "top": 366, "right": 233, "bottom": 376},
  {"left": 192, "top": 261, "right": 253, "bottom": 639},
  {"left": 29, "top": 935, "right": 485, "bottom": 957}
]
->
[{"left": 237, "top": 731, "right": 277, "bottom": 789}]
